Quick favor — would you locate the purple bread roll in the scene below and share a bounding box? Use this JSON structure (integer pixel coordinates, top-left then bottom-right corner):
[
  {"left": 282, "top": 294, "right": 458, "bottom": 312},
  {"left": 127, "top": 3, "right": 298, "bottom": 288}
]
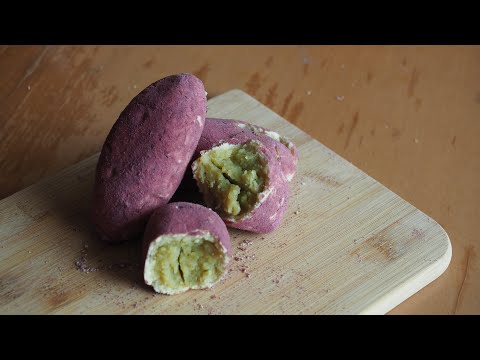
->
[
  {"left": 143, "top": 202, "right": 230, "bottom": 295},
  {"left": 93, "top": 73, "right": 206, "bottom": 243},
  {"left": 192, "top": 140, "right": 289, "bottom": 233}
]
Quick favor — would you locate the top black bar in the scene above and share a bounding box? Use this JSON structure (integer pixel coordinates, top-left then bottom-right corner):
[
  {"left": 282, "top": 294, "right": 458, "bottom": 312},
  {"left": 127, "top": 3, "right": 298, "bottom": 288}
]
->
[{"left": 2, "top": 5, "right": 479, "bottom": 44}]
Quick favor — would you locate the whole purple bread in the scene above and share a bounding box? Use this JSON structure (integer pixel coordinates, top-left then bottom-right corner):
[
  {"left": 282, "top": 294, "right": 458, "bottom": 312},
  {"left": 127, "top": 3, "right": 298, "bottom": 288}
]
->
[{"left": 93, "top": 74, "right": 206, "bottom": 243}]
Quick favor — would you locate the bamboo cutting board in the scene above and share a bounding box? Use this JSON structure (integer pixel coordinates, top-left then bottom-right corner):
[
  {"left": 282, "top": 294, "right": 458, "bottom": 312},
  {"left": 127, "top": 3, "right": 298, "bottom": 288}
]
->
[{"left": 0, "top": 90, "right": 451, "bottom": 314}]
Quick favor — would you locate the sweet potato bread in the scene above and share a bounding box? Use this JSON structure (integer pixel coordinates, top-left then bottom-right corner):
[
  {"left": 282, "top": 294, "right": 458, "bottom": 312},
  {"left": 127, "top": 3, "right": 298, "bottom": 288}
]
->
[
  {"left": 93, "top": 74, "right": 206, "bottom": 243},
  {"left": 197, "top": 118, "right": 298, "bottom": 181},
  {"left": 192, "top": 140, "right": 289, "bottom": 233},
  {"left": 143, "top": 202, "right": 230, "bottom": 295}
]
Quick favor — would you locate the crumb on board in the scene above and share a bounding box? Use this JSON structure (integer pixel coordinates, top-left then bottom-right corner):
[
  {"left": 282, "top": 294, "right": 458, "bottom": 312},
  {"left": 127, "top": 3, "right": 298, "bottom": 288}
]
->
[
  {"left": 238, "top": 240, "right": 253, "bottom": 251},
  {"left": 75, "top": 256, "right": 99, "bottom": 273},
  {"left": 336, "top": 95, "right": 345, "bottom": 102},
  {"left": 193, "top": 303, "right": 204, "bottom": 311},
  {"left": 306, "top": 90, "right": 312, "bottom": 96}
]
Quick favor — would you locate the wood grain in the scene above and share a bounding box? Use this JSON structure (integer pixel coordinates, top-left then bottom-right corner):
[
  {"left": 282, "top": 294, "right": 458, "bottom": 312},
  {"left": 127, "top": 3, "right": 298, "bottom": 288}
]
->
[
  {"left": 0, "top": 90, "right": 451, "bottom": 314},
  {"left": 0, "top": 45, "right": 478, "bottom": 314}
]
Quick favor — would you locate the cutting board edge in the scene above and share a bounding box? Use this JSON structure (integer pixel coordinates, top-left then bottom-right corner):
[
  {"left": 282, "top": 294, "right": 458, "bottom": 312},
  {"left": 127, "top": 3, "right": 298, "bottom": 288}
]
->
[{"left": 360, "top": 219, "right": 452, "bottom": 314}]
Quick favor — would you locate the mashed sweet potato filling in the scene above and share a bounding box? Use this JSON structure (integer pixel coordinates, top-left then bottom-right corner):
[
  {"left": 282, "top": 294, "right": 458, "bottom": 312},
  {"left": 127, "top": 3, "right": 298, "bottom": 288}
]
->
[
  {"left": 145, "top": 233, "right": 226, "bottom": 295},
  {"left": 193, "top": 142, "right": 268, "bottom": 218}
]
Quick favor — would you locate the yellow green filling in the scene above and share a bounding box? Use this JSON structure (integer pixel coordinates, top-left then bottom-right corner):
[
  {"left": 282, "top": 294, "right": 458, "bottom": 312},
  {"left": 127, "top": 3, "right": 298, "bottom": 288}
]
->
[
  {"left": 193, "top": 142, "right": 267, "bottom": 218},
  {"left": 151, "top": 234, "right": 225, "bottom": 292}
]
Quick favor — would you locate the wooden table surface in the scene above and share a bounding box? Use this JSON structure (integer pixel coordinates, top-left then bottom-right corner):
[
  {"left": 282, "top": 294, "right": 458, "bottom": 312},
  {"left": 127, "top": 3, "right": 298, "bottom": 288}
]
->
[{"left": 0, "top": 45, "right": 478, "bottom": 314}]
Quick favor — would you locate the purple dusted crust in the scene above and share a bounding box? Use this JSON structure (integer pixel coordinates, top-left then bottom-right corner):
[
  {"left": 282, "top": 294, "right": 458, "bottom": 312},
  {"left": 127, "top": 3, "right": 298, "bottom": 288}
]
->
[
  {"left": 142, "top": 202, "right": 231, "bottom": 264},
  {"left": 193, "top": 140, "right": 290, "bottom": 234},
  {"left": 198, "top": 118, "right": 298, "bottom": 181},
  {"left": 93, "top": 74, "right": 206, "bottom": 243},
  {"left": 238, "top": 120, "right": 298, "bottom": 180}
]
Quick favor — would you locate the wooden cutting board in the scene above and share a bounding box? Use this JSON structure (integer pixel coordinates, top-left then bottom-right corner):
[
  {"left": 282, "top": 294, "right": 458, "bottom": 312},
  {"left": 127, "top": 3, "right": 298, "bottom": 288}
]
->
[{"left": 0, "top": 90, "right": 451, "bottom": 314}]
